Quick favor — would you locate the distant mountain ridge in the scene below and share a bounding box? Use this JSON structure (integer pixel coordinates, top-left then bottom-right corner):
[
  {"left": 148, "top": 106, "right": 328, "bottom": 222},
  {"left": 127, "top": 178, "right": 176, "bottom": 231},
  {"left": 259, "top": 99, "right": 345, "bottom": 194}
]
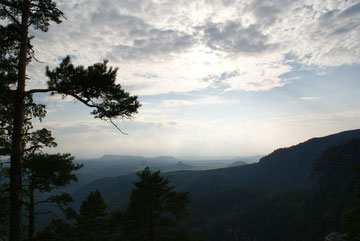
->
[
  {"left": 255, "top": 128, "right": 360, "bottom": 188},
  {"left": 48, "top": 129, "right": 360, "bottom": 241},
  {"left": 188, "top": 134, "right": 360, "bottom": 241},
  {"left": 75, "top": 154, "right": 259, "bottom": 180},
  {"left": 165, "top": 129, "right": 360, "bottom": 192},
  {"left": 71, "top": 129, "right": 360, "bottom": 207}
]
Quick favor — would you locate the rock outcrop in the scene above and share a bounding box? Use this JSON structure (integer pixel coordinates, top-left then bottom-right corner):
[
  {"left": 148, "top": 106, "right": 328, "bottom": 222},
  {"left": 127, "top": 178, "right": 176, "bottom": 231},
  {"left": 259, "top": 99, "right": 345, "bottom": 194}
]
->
[{"left": 324, "top": 232, "right": 349, "bottom": 241}]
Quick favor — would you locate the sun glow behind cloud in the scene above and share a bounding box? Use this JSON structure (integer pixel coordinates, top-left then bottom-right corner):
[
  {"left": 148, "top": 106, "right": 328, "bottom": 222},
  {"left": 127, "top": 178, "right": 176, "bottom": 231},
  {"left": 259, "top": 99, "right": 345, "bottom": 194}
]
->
[{"left": 27, "top": 0, "right": 360, "bottom": 158}]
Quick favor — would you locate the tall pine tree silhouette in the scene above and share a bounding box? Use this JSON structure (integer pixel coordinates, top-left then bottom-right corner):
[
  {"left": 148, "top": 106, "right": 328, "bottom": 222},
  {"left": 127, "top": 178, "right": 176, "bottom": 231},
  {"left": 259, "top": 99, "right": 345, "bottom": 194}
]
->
[{"left": 0, "top": 1, "right": 140, "bottom": 240}]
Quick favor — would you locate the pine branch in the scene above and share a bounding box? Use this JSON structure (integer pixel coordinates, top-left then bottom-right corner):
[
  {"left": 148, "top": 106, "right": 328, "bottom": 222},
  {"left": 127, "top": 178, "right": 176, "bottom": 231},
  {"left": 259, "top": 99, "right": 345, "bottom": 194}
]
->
[
  {"left": 24, "top": 88, "right": 98, "bottom": 108},
  {"left": 33, "top": 199, "right": 53, "bottom": 206},
  {"left": 0, "top": 0, "right": 19, "bottom": 9},
  {"left": 24, "top": 88, "right": 54, "bottom": 96},
  {"left": 1, "top": 5, "right": 21, "bottom": 26},
  {"left": 24, "top": 89, "right": 131, "bottom": 135},
  {"left": 34, "top": 210, "right": 60, "bottom": 219},
  {"left": 24, "top": 144, "right": 43, "bottom": 152}
]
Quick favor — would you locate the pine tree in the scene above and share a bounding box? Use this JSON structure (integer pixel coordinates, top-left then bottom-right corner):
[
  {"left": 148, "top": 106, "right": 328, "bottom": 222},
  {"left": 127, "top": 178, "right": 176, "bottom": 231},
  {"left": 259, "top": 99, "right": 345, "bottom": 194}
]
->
[
  {"left": 77, "top": 190, "right": 108, "bottom": 239},
  {"left": 123, "top": 167, "right": 190, "bottom": 241},
  {"left": 0, "top": 161, "right": 10, "bottom": 238},
  {"left": 27, "top": 190, "right": 109, "bottom": 241},
  {"left": 22, "top": 153, "right": 82, "bottom": 238},
  {"left": 0, "top": 77, "right": 81, "bottom": 238},
  {"left": 0, "top": 1, "right": 140, "bottom": 240}
]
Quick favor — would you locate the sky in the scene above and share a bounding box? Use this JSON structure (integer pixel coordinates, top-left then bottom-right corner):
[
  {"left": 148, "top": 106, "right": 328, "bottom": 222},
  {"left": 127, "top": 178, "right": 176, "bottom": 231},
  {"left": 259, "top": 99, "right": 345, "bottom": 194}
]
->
[{"left": 26, "top": 0, "right": 360, "bottom": 159}]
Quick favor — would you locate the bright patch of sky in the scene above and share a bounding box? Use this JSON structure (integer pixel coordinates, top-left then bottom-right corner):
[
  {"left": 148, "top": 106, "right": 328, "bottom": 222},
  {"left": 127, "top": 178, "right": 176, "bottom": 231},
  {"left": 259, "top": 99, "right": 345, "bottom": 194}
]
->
[{"left": 27, "top": 0, "right": 360, "bottom": 158}]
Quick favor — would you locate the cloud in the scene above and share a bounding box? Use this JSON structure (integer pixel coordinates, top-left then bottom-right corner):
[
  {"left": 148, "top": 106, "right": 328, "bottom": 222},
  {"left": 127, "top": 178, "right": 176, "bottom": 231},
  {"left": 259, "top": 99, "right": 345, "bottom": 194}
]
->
[
  {"left": 19, "top": 0, "right": 360, "bottom": 159},
  {"left": 162, "top": 100, "right": 193, "bottom": 108},
  {"left": 108, "top": 29, "right": 196, "bottom": 61},
  {"left": 300, "top": 97, "right": 320, "bottom": 101},
  {"left": 202, "top": 21, "right": 278, "bottom": 55},
  {"left": 245, "top": 0, "right": 295, "bottom": 26},
  {"left": 287, "top": 2, "right": 360, "bottom": 67},
  {"left": 161, "top": 96, "right": 224, "bottom": 108},
  {"left": 340, "top": 2, "right": 360, "bottom": 18},
  {"left": 25, "top": 0, "right": 360, "bottom": 95}
]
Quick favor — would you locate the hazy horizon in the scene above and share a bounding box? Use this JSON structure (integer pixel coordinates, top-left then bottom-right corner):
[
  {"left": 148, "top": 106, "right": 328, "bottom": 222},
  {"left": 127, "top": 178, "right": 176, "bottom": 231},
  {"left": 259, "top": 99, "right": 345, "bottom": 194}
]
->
[{"left": 74, "top": 153, "right": 264, "bottom": 161}]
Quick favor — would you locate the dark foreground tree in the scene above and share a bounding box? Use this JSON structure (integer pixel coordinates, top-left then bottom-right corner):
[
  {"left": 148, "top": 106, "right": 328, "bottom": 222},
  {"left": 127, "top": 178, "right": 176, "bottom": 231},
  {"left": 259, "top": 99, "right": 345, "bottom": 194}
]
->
[
  {"left": 0, "top": 1, "right": 140, "bottom": 240},
  {"left": 23, "top": 153, "right": 82, "bottom": 238},
  {"left": 31, "top": 189, "right": 110, "bottom": 241},
  {"left": 342, "top": 166, "right": 360, "bottom": 241},
  {"left": 0, "top": 1, "right": 62, "bottom": 238},
  {"left": 24, "top": 219, "right": 76, "bottom": 241},
  {"left": 122, "top": 167, "right": 191, "bottom": 241},
  {"left": 75, "top": 189, "right": 109, "bottom": 241},
  {"left": 0, "top": 96, "right": 53, "bottom": 239},
  {"left": 0, "top": 161, "right": 10, "bottom": 238},
  {"left": 342, "top": 207, "right": 360, "bottom": 241},
  {"left": 0, "top": 78, "right": 82, "bottom": 238}
]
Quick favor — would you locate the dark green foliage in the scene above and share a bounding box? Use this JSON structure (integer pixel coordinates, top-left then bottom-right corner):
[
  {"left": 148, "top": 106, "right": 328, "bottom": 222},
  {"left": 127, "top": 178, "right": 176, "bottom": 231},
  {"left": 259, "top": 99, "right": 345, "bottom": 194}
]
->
[
  {"left": 23, "top": 153, "right": 82, "bottom": 192},
  {"left": 342, "top": 207, "right": 360, "bottom": 240},
  {"left": 0, "top": 85, "right": 79, "bottom": 238},
  {"left": 341, "top": 165, "right": 360, "bottom": 241},
  {"left": 77, "top": 190, "right": 109, "bottom": 239},
  {"left": 1, "top": 2, "right": 65, "bottom": 239},
  {"left": 22, "top": 153, "right": 82, "bottom": 237},
  {"left": 311, "top": 138, "right": 360, "bottom": 187},
  {"left": 186, "top": 183, "right": 357, "bottom": 241},
  {"left": 34, "top": 190, "right": 110, "bottom": 241},
  {"left": 0, "top": 162, "right": 10, "bottom": 237},
  {"left": 0, "top": 23, "right": 20, "bottom": 88},
  {"left": 0, "top": 1, "right": 63, "bottom": 32},
  {"left": 186, "top": 138, "right": 360, "bottom": 241},
  {"left": 122, "top": 167, "right": 191, "bottom": 241},
  {"left": 1, "top": 1, "right": 141, "bottom": 240},
  {"left": 0, "top": 93, "right": 49, "bottom": 157},
  {"left": 0, "top": 95, "right": 57, "bottom": 239},
  {"left": 45, "top": 56, "right": 140, "bottom": 120},
  {"left": 25, "top": 219, "right": 77, "bottom": 241}
]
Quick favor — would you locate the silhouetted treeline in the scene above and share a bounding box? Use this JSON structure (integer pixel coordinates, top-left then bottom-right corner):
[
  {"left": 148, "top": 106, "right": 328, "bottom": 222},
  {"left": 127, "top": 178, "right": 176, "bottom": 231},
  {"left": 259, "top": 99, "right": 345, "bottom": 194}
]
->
[{"left": 26, "top": 167, "right": 200, "bottom": 241}]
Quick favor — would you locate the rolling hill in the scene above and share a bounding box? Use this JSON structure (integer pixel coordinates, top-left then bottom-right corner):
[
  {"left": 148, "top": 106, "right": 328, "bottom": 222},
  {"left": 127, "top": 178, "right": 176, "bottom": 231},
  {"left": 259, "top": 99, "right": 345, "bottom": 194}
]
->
[{"left": 71, "top": 129, "right": 360, "bottom": 208}]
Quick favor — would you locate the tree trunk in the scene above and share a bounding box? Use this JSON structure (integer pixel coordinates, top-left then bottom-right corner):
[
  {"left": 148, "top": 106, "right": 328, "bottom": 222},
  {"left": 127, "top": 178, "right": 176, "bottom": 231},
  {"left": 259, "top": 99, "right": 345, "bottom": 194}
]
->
[
  {"left": 28, "top": 184, "right": 35, "bottom": 238},
  {"left": 10, "top": 2, "right": 30, "bottom": 241},
  {"left": 150, "top": 208, "right": 154, "bottom": 241}
]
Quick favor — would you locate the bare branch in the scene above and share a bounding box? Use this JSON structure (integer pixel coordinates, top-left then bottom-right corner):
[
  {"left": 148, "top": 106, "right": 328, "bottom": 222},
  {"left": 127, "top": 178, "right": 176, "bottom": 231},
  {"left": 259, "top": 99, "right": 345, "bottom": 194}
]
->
[
  {"left": 29, "top": 48, "right": 43, "bottom": 63},
  {"left": 24, "top": 88, "right": 54, "bottom": 96},
  {"left": 110, "top": 118, "right": 128, "bottom": 135},
  {"left": 34, "top": 210, "right": 60, "bottom": 219},
  {"left": 34, "top": 198, "right": 53, "bottom": 206}
]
